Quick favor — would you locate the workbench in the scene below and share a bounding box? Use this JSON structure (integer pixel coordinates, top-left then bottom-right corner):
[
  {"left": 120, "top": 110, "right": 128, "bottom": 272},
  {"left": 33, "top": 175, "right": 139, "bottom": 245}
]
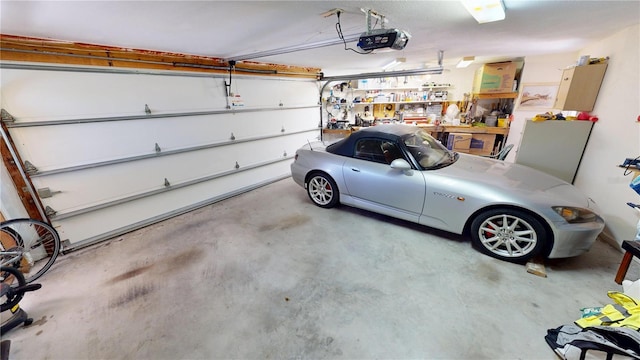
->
[
  {"left": 342, "top": 124, "right": 510, "bottom": 136},
  {"left": 418, "top": 124, "right": 510, "bottom": 136},
  {"left": 322, "top": 124, "right": 511, "bottom": 156}
]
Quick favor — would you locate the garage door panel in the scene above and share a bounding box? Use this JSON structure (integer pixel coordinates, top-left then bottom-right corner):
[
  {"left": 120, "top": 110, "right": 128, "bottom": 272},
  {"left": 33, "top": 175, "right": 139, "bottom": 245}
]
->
[
  {"left": 1, "top": 70, "right": 226, "bottom": 121},
  {"left": 233, "top": 78, "right": 320, "bottom": 108},
  {"left": 51, "top": 161, "right": 293, "bottom": 247},
  {"left": 2, "top": 64, "right": 320, "bottom": 250},
  {"left": 30, "top": 130, "right": 317, "bottom": 215},
  {"left": 2, "top": 70, "right": 319, "bottom": 122},
  {"left": 10, "top": 108, "right": 319, "bottom": 172}
]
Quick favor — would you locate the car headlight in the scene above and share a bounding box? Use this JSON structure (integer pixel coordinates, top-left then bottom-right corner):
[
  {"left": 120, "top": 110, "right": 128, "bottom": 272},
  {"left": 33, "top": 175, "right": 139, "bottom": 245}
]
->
[{"left": 552, "top": 206, "right": 601, "bottom": 223}]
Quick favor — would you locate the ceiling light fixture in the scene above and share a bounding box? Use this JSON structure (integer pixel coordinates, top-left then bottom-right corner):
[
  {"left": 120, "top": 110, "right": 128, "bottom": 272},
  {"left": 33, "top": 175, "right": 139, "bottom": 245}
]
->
[
  {"left": 382, "top": 57, "right": 406, "bottom": 70},
  {"left": 456, "top": 56, "right": 475, "bottom": 68},
  {"left": 461, "top": 0, "right": 506, "bottom": 24}
]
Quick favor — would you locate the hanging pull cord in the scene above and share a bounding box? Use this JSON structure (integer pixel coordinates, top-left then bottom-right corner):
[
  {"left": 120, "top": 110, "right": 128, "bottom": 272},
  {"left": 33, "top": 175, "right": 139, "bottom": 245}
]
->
[
  {"left": 335, "top": 11, "right": 372, "bottom": 55},
  {"left": 225, "top": 60, "right": 236, "bottom": 97}
]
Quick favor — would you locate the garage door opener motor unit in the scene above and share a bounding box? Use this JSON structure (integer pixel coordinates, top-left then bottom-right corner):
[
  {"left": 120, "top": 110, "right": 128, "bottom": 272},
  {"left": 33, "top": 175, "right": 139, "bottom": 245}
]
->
[
  {"left": 356, "top": 9, "right": 409, "bottom": 51},
  {"left": 357, "top": 28, "right": 409, "bottom": 51}
]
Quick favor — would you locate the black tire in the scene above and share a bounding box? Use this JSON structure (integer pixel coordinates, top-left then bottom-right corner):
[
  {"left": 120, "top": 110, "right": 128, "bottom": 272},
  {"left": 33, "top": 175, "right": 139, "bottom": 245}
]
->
[
  {"left": 0, "top": 227, "right": 21, "bottom": 267},
  {"left": 470, "top": 208, "right": 547, "bottom": 263},
  {"left": 0, "top": 266, "right": 26, "bottom": 312},
  {"left": 306, "top": 173, "right": 339, "bottom": 208},
  {"left": 0, "top": 219, "right": 61, "bottom": 283}
]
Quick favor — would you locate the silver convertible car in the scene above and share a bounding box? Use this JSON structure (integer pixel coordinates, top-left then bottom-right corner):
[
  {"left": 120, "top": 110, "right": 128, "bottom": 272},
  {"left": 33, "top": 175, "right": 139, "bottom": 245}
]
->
[{"left": 291, "top": 124, "right": 605, "bottom": 263}]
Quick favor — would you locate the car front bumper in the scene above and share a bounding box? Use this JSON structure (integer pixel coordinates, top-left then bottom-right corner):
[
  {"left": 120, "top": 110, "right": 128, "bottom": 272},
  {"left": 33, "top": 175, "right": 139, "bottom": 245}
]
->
[{"left": 547, "top": 219, "right": 605, "bottom": 258}]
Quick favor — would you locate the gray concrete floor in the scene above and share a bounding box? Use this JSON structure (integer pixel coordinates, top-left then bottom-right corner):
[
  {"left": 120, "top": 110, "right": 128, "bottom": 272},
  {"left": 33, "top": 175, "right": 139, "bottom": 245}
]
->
[{"left": 1, "top": 178, "right": 636, "bottom": 359}]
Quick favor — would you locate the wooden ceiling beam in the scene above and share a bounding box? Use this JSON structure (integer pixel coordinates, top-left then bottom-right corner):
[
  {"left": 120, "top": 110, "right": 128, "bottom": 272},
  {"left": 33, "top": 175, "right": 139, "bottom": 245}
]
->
[{"left": 0, "top": 34, "right": 321, "bottom": 79}]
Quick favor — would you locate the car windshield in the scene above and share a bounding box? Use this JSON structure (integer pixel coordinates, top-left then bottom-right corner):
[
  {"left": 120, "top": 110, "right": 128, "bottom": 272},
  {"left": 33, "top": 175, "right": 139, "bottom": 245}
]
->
[{"left": 403, "top": 129, "right": 457, "bottom": 169}]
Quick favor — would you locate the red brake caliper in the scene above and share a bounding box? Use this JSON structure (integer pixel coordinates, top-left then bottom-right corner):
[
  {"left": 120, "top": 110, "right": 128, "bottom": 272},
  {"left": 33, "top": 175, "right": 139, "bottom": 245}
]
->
[{"left": 484, "top": 223, "right": 494, "bottom": 238}]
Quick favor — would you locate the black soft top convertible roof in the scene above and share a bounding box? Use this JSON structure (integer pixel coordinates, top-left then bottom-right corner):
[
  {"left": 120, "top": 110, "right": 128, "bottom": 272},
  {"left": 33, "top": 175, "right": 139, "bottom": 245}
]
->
[{"left": 326, "top": 124, "right": 418, "bottom": 156}]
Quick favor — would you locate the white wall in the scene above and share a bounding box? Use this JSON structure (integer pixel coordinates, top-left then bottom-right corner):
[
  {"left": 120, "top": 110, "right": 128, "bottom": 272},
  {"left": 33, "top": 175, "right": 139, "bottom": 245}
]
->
[
  {"left": 574, "top": 24, "right": 640, "bottom": 246},
  {"left": 508, "top": 24, "right": 640, "bottom": 248},
  {"left": 505, "top": 52, "right": 579, "bottom": 163}
]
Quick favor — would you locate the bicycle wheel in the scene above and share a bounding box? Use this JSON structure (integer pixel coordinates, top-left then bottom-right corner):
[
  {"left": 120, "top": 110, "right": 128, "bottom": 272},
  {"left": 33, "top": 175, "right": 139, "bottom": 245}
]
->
[
  {"left": 0, "top": 266, "right": 26, "bottom": 312},
  {"left": 0, "top": 219, "right": 60, "bottom": 283},
  {"left": 0, "top": 226, "right": 22, "bottom": 266}
]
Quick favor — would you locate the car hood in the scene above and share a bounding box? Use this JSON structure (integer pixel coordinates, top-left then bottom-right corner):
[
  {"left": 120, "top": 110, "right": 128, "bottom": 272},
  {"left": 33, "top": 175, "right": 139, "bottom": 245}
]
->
[{"left": 440, "top": 154, "right": 591, "bottom": 207}]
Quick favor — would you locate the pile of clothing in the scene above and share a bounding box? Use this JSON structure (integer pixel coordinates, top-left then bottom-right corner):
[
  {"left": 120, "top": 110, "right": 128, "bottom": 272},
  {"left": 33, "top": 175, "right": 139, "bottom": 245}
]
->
[{"left": 546, "top": 291, "right": 640, "bottom": 359}]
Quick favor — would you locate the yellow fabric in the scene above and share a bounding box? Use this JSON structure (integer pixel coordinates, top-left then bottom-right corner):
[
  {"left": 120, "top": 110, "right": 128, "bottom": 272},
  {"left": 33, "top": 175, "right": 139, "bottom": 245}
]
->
[
  {"left": 620, "top": 313, "right": 640, "bottom": 330},
  {"left": 609, "top": 291, "right": 640, "bottom": 307},
  {"left": 532, "top": 112, "right": 557, "bottom": 122},
  {"left": 575, "top": 291, "right": 640, "bottom": 330}
]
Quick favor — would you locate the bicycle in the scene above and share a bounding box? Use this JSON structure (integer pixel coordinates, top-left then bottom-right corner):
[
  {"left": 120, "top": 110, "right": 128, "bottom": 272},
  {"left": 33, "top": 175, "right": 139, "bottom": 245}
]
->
[{"left": 0, "top": 218, "right": 61, "bottom": 283}]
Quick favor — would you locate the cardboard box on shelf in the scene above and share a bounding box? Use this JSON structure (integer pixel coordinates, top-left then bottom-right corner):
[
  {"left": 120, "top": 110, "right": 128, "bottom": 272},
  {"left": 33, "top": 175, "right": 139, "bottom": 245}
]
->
[
  {"left": 447, "top": 133, "right": 472, "bottom": 151},
  {"left": 468, "top": 134, "right": 496, "bottom": 156},
  {"left": 473, "top": 62, "right": 517, "bottom": 94}
]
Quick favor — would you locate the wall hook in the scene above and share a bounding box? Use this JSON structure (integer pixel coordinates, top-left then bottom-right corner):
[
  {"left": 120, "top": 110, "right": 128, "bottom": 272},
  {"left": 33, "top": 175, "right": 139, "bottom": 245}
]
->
[
  {"left": 1, "top": 109, "right": 15, "bottom": 123},
  {"left": 230, "top": 133, "right": 236, "bottom": 141},
  {"left": 281, "top": 126, "right": 285, "bottom": 133},
  {"left": 145, "top": 104, "right": 151, "bottom": 115},
  {"left": 235, "top": 161, "right": 240, "bottom": 169},
  {"left": 155, "top": 143, "right": 161, "bottom": 153},
  {"left": 283, "top": 151, "right": 287, "bottom": 157},
  {"left": 23, "top": 161, "right": 38, "bottom": 175},
  {"left": 164, "top": 178, "right": 171, "bottom": 187},
  {"left": 45, "top": 206, "right": 57, "bottom": 217}
]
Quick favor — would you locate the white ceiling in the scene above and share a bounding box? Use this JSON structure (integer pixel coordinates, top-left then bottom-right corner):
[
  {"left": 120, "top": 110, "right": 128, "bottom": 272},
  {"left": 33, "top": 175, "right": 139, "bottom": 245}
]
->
[{"left": 1, "top": 1, "right": 639, "bottom": 76}]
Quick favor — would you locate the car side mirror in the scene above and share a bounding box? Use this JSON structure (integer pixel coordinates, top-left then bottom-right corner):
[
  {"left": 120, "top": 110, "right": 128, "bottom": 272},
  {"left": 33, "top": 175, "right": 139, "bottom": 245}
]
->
[{"left": 390, "top": 158, "right": 412, "bottom": 171}]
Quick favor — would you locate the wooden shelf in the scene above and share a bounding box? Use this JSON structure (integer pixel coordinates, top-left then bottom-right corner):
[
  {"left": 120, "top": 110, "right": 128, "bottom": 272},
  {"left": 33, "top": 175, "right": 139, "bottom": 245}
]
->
[
  {"left": 354, "top": 85, "right": 451, "bottom": 91},
  {"left": 473, "top": 92, "right": 519, "bottom": 99},
  {"left": 348, "top": 124, "right": 509, "bottom": 136},
  {"left": 419, "top": 124, "right": 510, "bottom": 135},
  {"left": 353, "top": 100, "right": 450, "bottom": 105},
  {"left": 322, "top": 128, "right": 351, "bottom": 134}
]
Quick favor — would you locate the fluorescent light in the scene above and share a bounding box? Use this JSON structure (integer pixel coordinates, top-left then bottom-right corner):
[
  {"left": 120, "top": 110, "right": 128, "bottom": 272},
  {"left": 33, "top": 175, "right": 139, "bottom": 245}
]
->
[
  {"left": 382, "top": 57, "right": 406, "bottom": 70},
  {"left": 456, "top": 56, "right": 475, "bottom": 68},
  {"left": 461, "top": 0, "right": 506, "bottom": 24}
]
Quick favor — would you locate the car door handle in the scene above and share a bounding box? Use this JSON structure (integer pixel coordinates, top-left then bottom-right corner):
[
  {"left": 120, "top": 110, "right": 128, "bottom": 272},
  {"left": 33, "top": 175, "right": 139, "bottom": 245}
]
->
[{"left": 351, "top": 167, "right": 361, "bottom": 172}]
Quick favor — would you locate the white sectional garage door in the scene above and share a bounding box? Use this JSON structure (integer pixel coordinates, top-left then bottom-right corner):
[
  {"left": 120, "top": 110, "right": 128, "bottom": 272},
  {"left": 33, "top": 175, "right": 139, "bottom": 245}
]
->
[{"left": 1, "top": 64, "right": 320, "bottom": 250}]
